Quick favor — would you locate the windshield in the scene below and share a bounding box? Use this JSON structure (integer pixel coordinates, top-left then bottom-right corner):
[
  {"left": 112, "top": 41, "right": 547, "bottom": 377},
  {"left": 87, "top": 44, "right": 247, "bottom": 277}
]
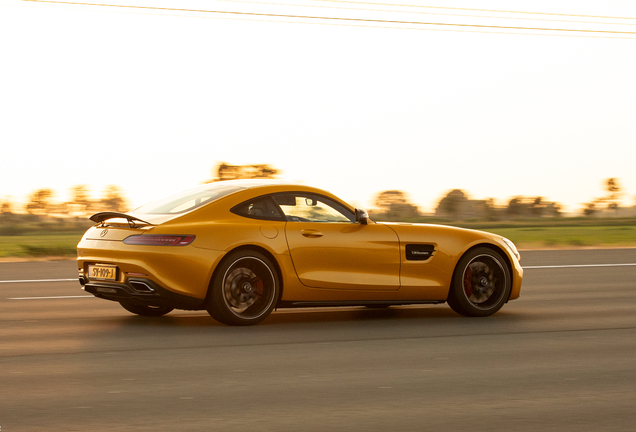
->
[{"left": 133, "top": 183, "right": 245, "bottom": 215}]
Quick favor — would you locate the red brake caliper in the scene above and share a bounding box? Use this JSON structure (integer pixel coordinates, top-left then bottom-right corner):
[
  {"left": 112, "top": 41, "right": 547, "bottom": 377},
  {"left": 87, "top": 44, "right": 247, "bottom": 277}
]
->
[
  {"left": 255, "top": 279, "right": 264, "bottom": 297},
  {"left": 464, "top": 267, "right": 473, "bottom": 297}
]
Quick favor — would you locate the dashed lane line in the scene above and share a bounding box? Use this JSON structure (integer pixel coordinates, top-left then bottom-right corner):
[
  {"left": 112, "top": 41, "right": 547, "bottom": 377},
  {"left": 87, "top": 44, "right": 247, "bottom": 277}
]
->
[
  {"left": 2, "top": 263, "right": 636, "bottom": 300},
  {"left": 1, "top": 263, "right": 635, "bottom": 285},
  {"left": 523, "top": 263, "right": 636, "bottom": 269},
  {"left": 0, "top": 278, "right": 77, "bottom": 284},
  {"left": 7, "top": 295, "right": 95, "bottom": 300}
]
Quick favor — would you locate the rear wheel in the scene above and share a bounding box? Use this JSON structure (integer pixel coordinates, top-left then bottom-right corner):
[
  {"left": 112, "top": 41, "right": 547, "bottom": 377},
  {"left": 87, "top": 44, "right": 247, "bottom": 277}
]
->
[
  {"left": 207, "top": 250, "right": 280, "bottom": 326},
  {"left": 447, "top": 247, "right": 511, "bottom": 317},
  {"left": 119, "top": 301, "right": 174, "bottom": 317}
]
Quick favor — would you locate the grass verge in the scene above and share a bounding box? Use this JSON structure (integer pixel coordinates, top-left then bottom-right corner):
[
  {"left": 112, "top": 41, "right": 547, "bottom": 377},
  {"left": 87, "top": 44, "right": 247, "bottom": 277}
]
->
[
  {"left": 482, "top": 225, "right": 636, "bottom": 249},
  {"left": 0, "top": 234, "right": 81, "bottom": 258}
]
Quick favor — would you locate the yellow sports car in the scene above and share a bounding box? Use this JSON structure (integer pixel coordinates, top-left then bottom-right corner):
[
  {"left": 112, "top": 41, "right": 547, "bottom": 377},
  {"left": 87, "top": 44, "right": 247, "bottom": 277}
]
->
[{"left": 77, "top": 180, "right": 522, "bottom": 325}]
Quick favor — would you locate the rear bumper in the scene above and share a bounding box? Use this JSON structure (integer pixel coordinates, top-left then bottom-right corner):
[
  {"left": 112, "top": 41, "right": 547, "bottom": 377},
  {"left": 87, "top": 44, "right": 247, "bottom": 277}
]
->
[{"left": 80, "top": 277, "right": 205, "bottom": 310}]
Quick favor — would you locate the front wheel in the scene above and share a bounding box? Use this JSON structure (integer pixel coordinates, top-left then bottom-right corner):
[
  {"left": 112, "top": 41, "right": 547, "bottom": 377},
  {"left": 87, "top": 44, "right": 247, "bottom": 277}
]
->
[
  {"left": 447, "top": 247, "right": 511, "bottom": 317},
  {"left": 207, "top": 250, "right": 280, "bottom": 326},
  {"left": 119, "top": 301, "right": 174, "bottom": 317}
]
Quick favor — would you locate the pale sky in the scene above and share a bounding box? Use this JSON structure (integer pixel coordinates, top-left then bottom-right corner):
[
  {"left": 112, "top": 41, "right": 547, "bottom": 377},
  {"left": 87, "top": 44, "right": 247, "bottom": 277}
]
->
[{"left": 1, "top": 0, "right": 635, "bottom": 213}]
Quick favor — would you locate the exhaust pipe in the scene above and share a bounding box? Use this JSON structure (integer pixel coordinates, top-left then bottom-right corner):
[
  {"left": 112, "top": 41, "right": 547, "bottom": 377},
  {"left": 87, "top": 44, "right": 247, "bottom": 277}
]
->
[{"left": 129, "top": 281, "right": 155, "bottom": 293}]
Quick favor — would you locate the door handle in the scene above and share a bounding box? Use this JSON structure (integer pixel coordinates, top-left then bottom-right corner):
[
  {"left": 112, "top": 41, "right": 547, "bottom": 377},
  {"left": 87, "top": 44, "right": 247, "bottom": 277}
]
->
[{"left": 301, "top": 229, "right": 323, "bottom": 238}]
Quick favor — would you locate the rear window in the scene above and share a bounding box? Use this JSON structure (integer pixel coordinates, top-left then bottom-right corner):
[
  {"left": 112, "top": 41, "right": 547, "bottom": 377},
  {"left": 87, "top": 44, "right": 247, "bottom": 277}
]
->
[
  {"left": 232, "top": 197, "right": 284, "bottom": 220},
  {"left": 133, "top": 183, "right": 245, "bottom": 215}
]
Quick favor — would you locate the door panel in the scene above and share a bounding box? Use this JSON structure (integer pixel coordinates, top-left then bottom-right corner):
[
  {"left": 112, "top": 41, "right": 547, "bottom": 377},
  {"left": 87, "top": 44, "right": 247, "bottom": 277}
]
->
[{"left": 285, "top": 222, "right": 400, "bottom": 291}]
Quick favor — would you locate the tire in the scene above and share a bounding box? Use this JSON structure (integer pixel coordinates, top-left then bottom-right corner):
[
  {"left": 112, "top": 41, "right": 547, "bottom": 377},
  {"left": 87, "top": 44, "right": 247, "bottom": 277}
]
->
[
  {"left": 119, "top": 301, "right": 174, "bottom": 317},
  {"left": 207, "top": 250, "right": 280, "bottom": 326},
  {"left": 447, "top": 247, "right": 511, "bottom": 317}
]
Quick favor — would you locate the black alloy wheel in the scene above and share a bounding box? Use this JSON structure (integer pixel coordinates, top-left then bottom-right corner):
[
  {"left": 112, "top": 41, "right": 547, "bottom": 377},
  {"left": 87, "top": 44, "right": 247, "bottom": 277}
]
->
[
  {"left": 447, "top": 247, "right": 512, "bottom": 317},
  {"left": 207, "top": 250, "right": 280, "bottom": 326}
]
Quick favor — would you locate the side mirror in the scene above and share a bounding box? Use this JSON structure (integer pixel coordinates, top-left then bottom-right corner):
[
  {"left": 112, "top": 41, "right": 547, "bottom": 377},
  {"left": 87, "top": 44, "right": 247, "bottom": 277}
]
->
[{"left": 355, "top": 208, "right": 370, "bottom": 225}]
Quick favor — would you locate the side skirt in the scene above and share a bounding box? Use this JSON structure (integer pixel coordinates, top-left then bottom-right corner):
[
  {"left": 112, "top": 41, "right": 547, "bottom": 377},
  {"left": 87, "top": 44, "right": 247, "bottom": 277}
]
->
[{"left": 278, "top": 300, "right": 445, "bottom": 308}]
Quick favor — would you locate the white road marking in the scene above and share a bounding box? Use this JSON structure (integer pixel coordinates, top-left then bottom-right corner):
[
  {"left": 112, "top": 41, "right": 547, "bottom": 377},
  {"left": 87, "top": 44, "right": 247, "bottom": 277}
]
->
[
  {"left": 523, "top": 263, "right": 636, "bottom": 269},
  {"left": 7, "top": 295, "right": 95, "bottom": 300},
  {"left": 2, "top": 262, "right": 636, "bottom": 299},
  {"left": 0, "top": 278, "right": 77, "bottom": 284}
]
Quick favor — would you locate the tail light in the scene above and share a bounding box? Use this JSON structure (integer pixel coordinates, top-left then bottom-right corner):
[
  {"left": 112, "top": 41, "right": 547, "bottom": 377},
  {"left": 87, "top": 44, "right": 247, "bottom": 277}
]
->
[{"left": 123, "top": 235, "right": 196, "bottom": 246}]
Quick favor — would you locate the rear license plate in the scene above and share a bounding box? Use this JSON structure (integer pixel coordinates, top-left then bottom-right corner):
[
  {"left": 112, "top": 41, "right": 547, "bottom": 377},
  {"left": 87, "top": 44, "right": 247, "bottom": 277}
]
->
[{"left": 88, "top": 264, "right": 118, "bottom": 281}]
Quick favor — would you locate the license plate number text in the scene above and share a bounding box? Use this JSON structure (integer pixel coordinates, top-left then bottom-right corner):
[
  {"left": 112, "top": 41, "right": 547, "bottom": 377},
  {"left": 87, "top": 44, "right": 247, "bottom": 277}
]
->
[{"left": 88, "top": 265, "right": 117, "bottom": 281}]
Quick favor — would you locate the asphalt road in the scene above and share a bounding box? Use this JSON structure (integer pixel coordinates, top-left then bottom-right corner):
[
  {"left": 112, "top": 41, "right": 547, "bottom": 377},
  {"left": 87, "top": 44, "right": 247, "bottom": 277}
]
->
[{"left": 1, "top": 249, "right": 635, "bottom": 431}]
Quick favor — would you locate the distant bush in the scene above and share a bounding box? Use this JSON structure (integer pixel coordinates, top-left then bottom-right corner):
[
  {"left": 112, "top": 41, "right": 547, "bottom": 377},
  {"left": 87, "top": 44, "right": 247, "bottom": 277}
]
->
[
  {"left": 20, "top": 245, "right": 77, "bottom": 256},
  {"left": 0, "top": 224, "right": 28, "bottom": 236},
  {"left": 0, "top": 215, "right": 92, "bottom": 236}
]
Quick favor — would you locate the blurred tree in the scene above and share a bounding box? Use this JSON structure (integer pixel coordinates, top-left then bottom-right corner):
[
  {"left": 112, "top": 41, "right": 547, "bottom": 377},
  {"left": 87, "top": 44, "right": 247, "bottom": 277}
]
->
[
  {"left": 468, "top": 198, "right": 498, "bottom": 221},
  {"left": 583, "top": 178, "right": 623, "bottom": 216},
  {"left": 1, "top": 200, "right": 12, "bottom": 214},
  {"left": 207, "top": 162, "right": 279, "bottom": 182},
  {"left": 69, "top": 185, "right": 91, "bottom": 215},
  {"left": 506, "top": 197, "right": 522, "bottom": 217},
  {"left": 374, "top": 190, "right": 419, "bottom": 219},
  {"left": 544, "top": 202, "right": 562, "bottom": 217},
  {"left": 605, "top": 178, "right": 622, "bottom": 210},
  {"left": 583, "top": 201, "right": 598, "bottom": 217},
  {"left": 100, "top": 185, "right": 127, "bottom": 212},
  {"left": 483, "top": 198, "right": 498, "bottom": 221},
  {"left": 530, "top": 197, "right": 544, "bottom": 217},
  {"left": 436, "top": 189, "right": 468, "bottom": 220},
  {"left": 507, "top": 196, "right": 561, "bottom": 218},
  {"left": 375, "top": 190, "right": 407, "bottom": 209},
  {"left": 71, "top": 185, "right": 90, "bottom": 206},
  {"left": 26, "top": 189, "right": 54, "bottom": 214}
]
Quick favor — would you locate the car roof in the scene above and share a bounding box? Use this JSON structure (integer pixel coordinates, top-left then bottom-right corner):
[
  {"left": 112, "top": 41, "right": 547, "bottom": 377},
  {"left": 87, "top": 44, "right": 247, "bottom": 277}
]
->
[
  {"left": 214, "top": 179, "right": 299, "bottom": 187},
  {"left": 129, "top": 180, "right": 352, "bottom": 224},
  {"left": 204, "top": 179, "right": 337, "bottom": 196}
]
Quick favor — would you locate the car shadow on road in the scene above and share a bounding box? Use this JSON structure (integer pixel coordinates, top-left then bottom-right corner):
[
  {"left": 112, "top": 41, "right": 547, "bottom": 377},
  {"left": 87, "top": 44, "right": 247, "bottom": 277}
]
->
[
  {"left": 111, "top": 304, "right": 521, "bottom": 328},
  {"left": 62, "top": 305, "right": 528, "bottom": 356}
]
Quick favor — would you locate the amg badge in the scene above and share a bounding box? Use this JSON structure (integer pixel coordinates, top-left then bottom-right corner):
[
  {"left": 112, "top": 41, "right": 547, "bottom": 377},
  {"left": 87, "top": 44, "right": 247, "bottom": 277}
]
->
[{"left": 406, "top": 244, "right": 435, "bottom": 261}]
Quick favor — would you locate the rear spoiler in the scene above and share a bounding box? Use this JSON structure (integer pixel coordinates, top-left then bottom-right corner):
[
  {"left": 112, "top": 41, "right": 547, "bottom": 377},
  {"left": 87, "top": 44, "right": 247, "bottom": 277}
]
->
[{"left": 89, "top": 212, "right": 155, "bottom": 228}]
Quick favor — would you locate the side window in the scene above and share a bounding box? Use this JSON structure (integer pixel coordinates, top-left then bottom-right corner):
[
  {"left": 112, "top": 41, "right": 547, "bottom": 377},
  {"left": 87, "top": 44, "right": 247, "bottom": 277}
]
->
[
  {"left": 232, "top": 197, "right": 284, "bottom": 221},
  {"left": 273, "top": 194, "right": 354, "bottom": 223}
]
